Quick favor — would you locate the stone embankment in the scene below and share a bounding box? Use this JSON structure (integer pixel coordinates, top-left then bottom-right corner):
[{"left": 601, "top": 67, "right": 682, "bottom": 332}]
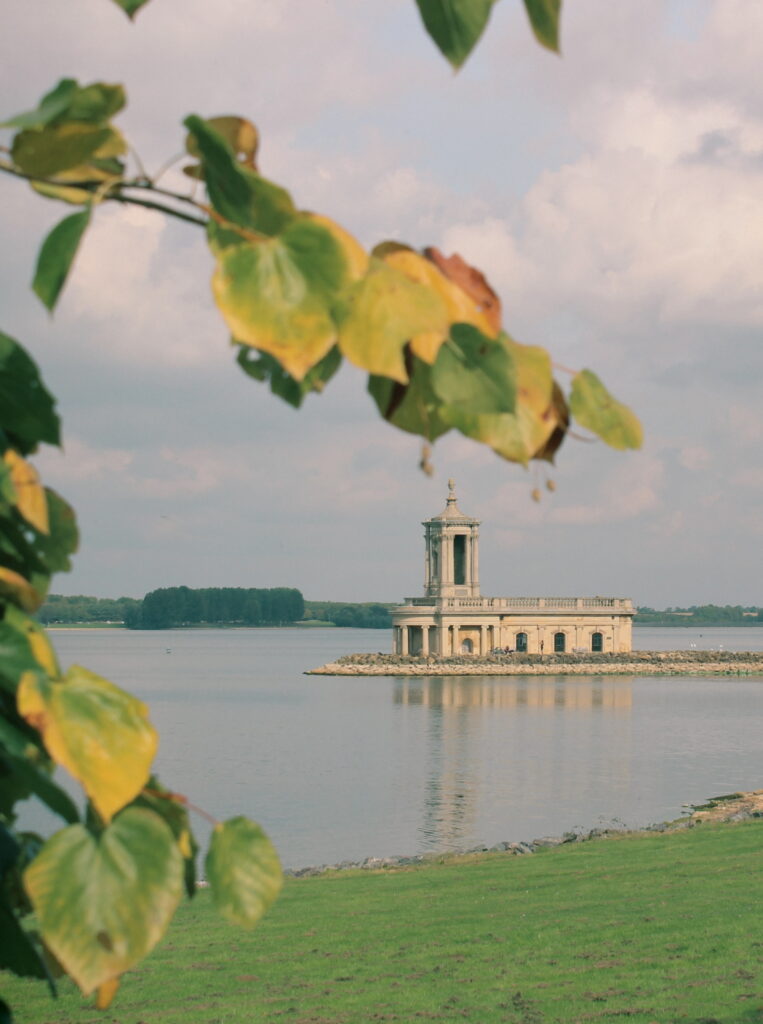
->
[
  {"left": 283, "top": 790, "right": 763, "bottom": 878},
  {"left": 307, "top": 649, "right": 763, "bottom": 677}
]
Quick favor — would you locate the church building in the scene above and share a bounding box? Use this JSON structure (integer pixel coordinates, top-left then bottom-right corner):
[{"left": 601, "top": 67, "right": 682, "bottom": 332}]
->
[{"left": 392, "top": 482, "right": 634, "bottom": 656}]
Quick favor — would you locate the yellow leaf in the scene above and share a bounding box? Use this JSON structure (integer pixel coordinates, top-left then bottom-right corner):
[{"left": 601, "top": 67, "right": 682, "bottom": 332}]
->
[
  {"left": 338, "top": 258, "right": 448, "bottom": 382},
  {"left": 178, "top": 829, "right": 193, "bottom": 859},
  {"left": 95, "top": 977, "right": 120, "bottom": 1009},
  {"left": 0, "top": 567, "right": 42, "bottom": 612},
  {"left": 17, "top": 666, "right": 158, "bottom": 823},
  {"left": 4, "top": 450, "right": 49, "bottom": 533},
  {"left": 381, "top": 248, "right": 498, "bottom": 364}
]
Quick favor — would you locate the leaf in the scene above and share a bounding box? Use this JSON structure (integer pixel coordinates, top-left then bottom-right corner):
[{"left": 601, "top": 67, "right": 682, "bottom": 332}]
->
[
  {"left": 133, "top": 780, "right": 199, "bottom": 899},
  {"left": 338, "top": 257, "right": 448, "bottom": 382},
  {"left": 430, "top": 324, "right": 515, "bottom": 416},
  {"left": 236, "top": 345, "right": 342, "bottom": 409},
  {"left": 17, "top": 665, "right": 158, "bottom": 823},
  {"left": 64, "top": 83, "right": 125, "bottom": 124},
  {"left": 3, "top": 451, "right": 49, "bottom": 533},
  {"left": 0, "top": 568, "right": 41, "bottom": 613},
  {"left": 569, "top": 369, "right": 643, "bottom": 450},
  {"left": 423, "top": 247, "right": 501, "bottom": 335},
  {"left": 0, "top": 331, "right": 60, "bottom": 453},
  {"left": 0, "top": 606, "right": 58, "bottom": 694},
  {"left": 368, "top": 352, "right": 452, "bottom": 442},
  {"left": 205, "top": 817, "right": 282, "bottom": 928},
  {"left": 108, "top": 0, "right": 152, "bottom": 19},
  {"left": 12, "top": 124, "right": 114, "bottom": 178},
  {"left": 523, "top": 0, "right": 562, "bottom": 52},
  {"left": 414, "top": 0, "right": 498, "bottom": 69},
  {"left": 185, "top": 115, "right": 295, "bottom": 235},
  {"left": 185, "top": 115, "right": 259, "bottom": 174},
  {"left": 0, "top": 897, "right": 52, "bottom": 985},
  {"left": 32, "top": 207, "right": 91, "bottom": 311},
  {"left": 212, "top": 218, "right": 347, "bottom": 381},
  {"left": 23, "top": 809, "right": 183, "bottom": 995},
  {"left": 32, "top": 488, "right": 79, "bottom": 575},
  {"left": 0, "top": 79, "right": 78, "bottom": 131},
  {"left": 5, "top": 754, "right": 80, "bottom": 824},
  {"left": 444, "top": 336, "right": 563, "bottom": 465}
]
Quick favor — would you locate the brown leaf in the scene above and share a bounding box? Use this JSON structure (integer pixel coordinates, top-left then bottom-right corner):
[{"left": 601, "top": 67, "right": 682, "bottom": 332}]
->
[
  {"left": 424, "top": 247, "right": 501, "bottom": 334},
  {"left": 532, "top": 382, "right": 569, "bottom": 463}
]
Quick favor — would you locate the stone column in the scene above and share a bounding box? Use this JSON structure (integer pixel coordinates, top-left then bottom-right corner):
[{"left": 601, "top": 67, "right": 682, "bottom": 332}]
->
[
  {"left": 472, "top": 527, "right": 480, "bottom": 594},
  {"left": 438, "top": 625, "right": 448, "bottom": 656},
  {"left": 400, "top": 626, "right": 409, "bottom": 655},
  {"left": 480, "top": 624, "right": 487, "bottom": 655},
  {"left": 421, "top": 625, "right": 429, "bottom": 656}
]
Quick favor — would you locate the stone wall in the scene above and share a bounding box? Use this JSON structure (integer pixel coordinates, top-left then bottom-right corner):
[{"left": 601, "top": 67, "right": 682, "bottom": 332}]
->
[{"left": 307, "top": 649, "right": 763, "bottom": 676}]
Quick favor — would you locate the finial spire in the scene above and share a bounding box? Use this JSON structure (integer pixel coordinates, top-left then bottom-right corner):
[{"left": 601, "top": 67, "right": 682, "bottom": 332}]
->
[{"left": 447, "top": 478, "right": 456, "bottom": 502}]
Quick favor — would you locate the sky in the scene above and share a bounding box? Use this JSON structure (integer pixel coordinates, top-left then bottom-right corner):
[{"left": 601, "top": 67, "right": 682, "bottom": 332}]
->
[{"left": 1, "top": 0, "right": 761, "bottom": 608}]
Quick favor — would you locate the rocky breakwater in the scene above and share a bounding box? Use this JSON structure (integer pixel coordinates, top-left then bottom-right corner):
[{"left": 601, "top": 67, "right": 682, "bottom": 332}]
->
[{"left": 307, "top": 649, "right": 763, "bottom": 677}]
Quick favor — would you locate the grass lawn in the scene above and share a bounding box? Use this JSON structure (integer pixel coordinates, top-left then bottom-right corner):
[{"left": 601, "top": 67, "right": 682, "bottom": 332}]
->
[{"left": 5, "top": 820, "right": 763, "bottom": 1024}]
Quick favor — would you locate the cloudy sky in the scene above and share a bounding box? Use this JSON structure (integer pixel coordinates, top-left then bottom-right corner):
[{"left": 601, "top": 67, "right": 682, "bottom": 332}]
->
[{"left": 1, "top": 0, "right": 761, "bottom": 608}]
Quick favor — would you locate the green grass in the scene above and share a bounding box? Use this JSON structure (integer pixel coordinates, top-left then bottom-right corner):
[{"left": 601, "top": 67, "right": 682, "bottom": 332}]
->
[{"left": 6, "top": 821, "right": 763, "bottom": 1024}]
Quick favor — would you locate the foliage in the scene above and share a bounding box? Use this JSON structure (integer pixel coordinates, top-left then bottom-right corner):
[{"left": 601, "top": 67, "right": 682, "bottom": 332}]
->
[
  {"left": 304, "top": 601, "right": 394, "bottom": 630},
  {"left": 127, "top": 586, "right": 305, "bottom": 629},
  {"left": 635, "top": 604, "right": 763, "bottom": 626},
  {"left": 0, "top": 0, "right": 644, "bottom": 1014},
  {"left": 37, "top": 594, "right": 141, "bottom": 625}
]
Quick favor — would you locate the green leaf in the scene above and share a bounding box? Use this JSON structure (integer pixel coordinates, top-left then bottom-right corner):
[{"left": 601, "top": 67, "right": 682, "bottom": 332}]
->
[
  {"left": 64, "top": 83, "right": 125, "bottom": 124},
  {"left": 185, "top": 115, "right": 295, "bottom": 235},
  {"left": 0, "top": 897, "right": 53, "bottom": 986},
  {"left": 17, "top": 665, "right": 158, "bottom": 824},
  {"left": 6, "top": 755, "right": 80, "bottom": 824},
  {"left": 23, "top": 809, "right": 183, "bottom": 995},
  {"left": 441, "top": 336, "right": 563, "bottom": 465},
  {"left": 338, "top": 258, "right": 448, "bottom": 383},
  {"left": 205, "top": 817, "right": 282, "bottom": 928},
  {"left": 32, "top": 488, "right": 79, "bottom": 574},
  {"left": 0, "top": 79, "right": 78, "bottom": 130},
  {"left": 109, "top": 0, "right": 152, "bottom": 18},
  {"left": 236, "top": 345, "right": 342, "bottom": 409},
  {"left": 0, "top": 606, "right": 58, "bottom": 695},
  {"left": 414, "top": 0, "right": 498, "bottom": 69},
  {"left": 32, "top": 208, "right": 91, "bottom": 312},
  {"left": 12, "top": 124, "right": 114, "bottom": 178},
  {"left": 133, "top": 781, "right": 198, "bottom": 899},
  {"left": 523, "top": 0, "right": 562, "bottom": 52},
  {"left": 569, "top": 369, "right": 643, "bottom": 450},
  {"left": 368, "top": 353, "right": 452, "bottom": 442},
  {"left": 0, "top": 331, "right": 60, "bottom": 453},
  {"left": 212, "top": 218, "right": 348, "bottom": 381},
  {"left": 431, "top": 324, "right": 515, "bottom": 416}
]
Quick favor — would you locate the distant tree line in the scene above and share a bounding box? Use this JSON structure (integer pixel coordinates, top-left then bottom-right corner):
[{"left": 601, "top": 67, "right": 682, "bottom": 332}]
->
[
  {"left": 635, "top": 605, "right": 762, "bottom": 626},
  {"left": 38, "top": 594, "right": 142, "bottom": 624},
  {"left": 123, "top": 586, "right": 305, "bottom": 629},
  {"left": 303, "top": 601, "right": 393, "bottom": 629}
]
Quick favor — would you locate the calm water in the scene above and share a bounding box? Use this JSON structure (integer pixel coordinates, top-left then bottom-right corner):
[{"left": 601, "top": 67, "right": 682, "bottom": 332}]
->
[{"left": 27, "top": 626, "right": 763, "bottom": 869}]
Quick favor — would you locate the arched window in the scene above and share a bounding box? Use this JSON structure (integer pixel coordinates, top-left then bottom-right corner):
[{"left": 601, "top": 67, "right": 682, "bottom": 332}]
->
[
  {"left": 554, "top": 632, "right": 566, "bottom": 653},
  {"left": 461, "top": 637, "right": 473, "bottom": 654},
  {"left": 591, "top": 632, "right": 603, "bottom": 652},
  {"left": 515, "top": 632, "right": 528, "bottom": 652}
]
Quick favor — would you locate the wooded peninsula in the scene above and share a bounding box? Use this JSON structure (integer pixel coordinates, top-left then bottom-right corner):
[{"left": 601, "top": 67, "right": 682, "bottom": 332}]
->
[{"left": 38, "top": 591, "right": 762, "bottom": 630}]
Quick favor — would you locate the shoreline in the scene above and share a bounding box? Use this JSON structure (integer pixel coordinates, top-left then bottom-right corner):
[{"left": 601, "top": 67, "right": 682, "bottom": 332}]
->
[
  {"left": 307, "top": 649, "right": 763, "bottom": 677},
  {"left": 281, "top": 790, "right": 763, "bottom": 878}
]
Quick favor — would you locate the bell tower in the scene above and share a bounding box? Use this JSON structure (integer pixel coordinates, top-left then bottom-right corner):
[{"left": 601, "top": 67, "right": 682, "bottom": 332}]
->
[{"left": 423, "top": 480, "right": 481, "bottom": 599}]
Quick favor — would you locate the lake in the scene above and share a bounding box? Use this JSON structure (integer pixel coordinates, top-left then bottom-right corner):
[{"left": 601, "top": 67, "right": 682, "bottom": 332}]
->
[{"left": 24, "top": 625, "right": 763, "bottom": 869}]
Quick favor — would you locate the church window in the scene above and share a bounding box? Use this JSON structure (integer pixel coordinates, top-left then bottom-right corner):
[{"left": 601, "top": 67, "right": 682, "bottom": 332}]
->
[
  {"left": 515, "top": 632, "right": 528, "bottom": 652},
  {"left": 554, "top": 632, "right": 566, "bottom": 653}
]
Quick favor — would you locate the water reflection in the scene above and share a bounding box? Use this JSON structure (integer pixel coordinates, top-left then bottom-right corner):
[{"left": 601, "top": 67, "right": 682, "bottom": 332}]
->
[
  {"left": 394, "top": 676, "right": 633, "bottom": 711},
  {"left": 395, "top": 676, "right": 634, "bottom": 852}
]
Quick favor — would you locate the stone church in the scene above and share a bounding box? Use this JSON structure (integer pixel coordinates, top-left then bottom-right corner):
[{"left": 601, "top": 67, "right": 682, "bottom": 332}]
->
[{"left": 391, "top": 482, "right": 634, "bottom": 656}]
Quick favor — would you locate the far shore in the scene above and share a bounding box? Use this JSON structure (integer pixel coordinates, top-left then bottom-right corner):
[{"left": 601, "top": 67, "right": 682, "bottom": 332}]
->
[{"left": 307, "top": 649, "right": 763, "bottom": 677}]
